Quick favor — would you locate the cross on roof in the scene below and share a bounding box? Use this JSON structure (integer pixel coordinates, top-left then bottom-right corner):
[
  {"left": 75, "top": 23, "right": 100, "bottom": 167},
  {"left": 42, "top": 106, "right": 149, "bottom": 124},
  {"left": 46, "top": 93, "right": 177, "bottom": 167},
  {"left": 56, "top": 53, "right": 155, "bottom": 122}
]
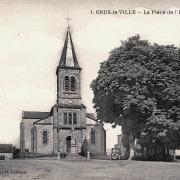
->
[{"left": 65, "top": 17, "right": 72, "bottom": 28}]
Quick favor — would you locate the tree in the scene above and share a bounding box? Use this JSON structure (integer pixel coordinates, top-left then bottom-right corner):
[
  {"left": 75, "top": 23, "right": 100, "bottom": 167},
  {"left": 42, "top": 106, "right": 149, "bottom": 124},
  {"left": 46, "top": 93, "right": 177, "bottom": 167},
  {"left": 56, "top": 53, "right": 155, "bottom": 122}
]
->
[{"left": 91, "top": 35, "right": 180, "bottom": 160}]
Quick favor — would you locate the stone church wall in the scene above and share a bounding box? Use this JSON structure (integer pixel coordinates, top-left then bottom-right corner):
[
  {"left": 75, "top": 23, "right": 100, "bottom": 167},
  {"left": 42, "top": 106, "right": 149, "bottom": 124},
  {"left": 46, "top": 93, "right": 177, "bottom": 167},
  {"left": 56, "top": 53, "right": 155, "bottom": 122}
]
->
[
  {"left": 53, "top": 128, "right": 58, "bottom": 154},
  {"left": 58, "top": 129, "right": 86, "bottom": 153},
  {"left": 57, "top": 108, "right": 85, "bottom": 127},
  {"left": 20, "top": 119, "right": 37, "bottom": 152},
  {"left": 88, "top": 124, "right": 106, "bottom": 155},
  {"left": 57, "top": 68, "right": 81, "bottom": 104},
  {"left": 35, "top": 124, "right": 53, "bottom": 154}
]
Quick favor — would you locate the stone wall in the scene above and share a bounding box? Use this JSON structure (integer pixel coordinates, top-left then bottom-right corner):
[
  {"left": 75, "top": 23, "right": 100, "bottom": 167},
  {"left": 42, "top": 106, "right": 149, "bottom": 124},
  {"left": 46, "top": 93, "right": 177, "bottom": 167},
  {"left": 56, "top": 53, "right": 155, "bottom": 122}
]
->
[
  {"left": 57, "top": 68, "right": 81, "bottom": 104},
  {"left": 57, "top": 108, "right": 86, "bottom": 128},
  {"left": 58, "top": 129, "right": 86, "bottom": 153},
  {"left": 35, "top": 124, "right": 53, "bottom": 154},
  {"left": 20, "top": 119, "right": 38, "bottom": 152},
  {"left": 88, "top": 124, "right": 106, "bottom": 155},
  {"left": 0, "top": 153, "right": 13, "bottom": 160}
]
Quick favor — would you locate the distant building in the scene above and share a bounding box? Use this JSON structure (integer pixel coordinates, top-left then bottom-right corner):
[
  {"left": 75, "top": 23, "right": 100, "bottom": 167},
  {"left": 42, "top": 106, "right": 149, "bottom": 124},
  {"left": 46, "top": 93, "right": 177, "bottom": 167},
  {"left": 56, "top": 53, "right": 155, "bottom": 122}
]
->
[
  {"left": 114, "top": 134, "right": 126, "bottom": 157},
  {"left": 114, "top": 134, "right": 122, "bottom": 149},
  {"left": 20, "top": 26, "right": 106, "bottom": 156},
  {"left": 0, "top": 144, "right": 13, "bottom": 160}
]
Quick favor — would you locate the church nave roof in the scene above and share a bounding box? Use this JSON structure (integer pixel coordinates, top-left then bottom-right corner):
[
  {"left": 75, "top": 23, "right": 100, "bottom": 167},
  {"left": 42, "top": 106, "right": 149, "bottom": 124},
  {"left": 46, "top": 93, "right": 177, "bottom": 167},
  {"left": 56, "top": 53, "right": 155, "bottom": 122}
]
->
[{"left": 22, "top": 111, "right": 49, "bottom": 119}]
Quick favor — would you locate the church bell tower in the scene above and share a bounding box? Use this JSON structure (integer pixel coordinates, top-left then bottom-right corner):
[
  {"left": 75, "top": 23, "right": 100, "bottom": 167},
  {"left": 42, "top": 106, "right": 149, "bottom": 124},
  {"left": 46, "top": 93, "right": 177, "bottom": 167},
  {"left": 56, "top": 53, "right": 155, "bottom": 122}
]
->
[
  {"left": 56, "top": 26, "right": 82, "bottom": 106},
  {"left": 55, "top": 23, "right": 86, "bottom": 154}
]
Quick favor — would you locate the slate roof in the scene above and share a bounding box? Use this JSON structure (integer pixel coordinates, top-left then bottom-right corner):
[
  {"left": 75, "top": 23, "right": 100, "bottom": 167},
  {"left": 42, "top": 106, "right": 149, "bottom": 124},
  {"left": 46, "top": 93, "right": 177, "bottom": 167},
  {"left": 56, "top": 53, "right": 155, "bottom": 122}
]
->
[
  {"left": 22, "top": 111, "right": 49, "bottom": 119},
  {"left": 59, "top": 28, "right": 80, "bottom": 69},
  {"left": 86, "top": 113, "right": 96, "bottom": 121},
  {"left": 0, "top": 144, "right": 13, "bottom": 153},
  {"left": 34, "top": 116, "right": 53, "bottom": 125},
  {"left": 22, "top": 111, "right": 97, "bottom": 123},
  {"left": 56, "top": 104, "right": 86, "bottom": 109}
]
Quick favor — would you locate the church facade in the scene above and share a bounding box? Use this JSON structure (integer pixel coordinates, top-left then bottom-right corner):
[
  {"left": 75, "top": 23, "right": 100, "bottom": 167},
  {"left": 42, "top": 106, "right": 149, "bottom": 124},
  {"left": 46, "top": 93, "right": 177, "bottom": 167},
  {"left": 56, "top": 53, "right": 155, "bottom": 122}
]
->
[{"left": 20, "top": 27, "right": 106, "bottom": 156}]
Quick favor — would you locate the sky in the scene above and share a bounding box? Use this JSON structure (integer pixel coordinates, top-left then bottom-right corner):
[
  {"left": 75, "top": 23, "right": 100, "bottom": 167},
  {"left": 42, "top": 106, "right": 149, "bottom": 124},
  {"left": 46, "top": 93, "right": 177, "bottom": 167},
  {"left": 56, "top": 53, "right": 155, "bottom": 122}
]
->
[{"left": 1, "top": 0, "right": 180, "bottom": 149}]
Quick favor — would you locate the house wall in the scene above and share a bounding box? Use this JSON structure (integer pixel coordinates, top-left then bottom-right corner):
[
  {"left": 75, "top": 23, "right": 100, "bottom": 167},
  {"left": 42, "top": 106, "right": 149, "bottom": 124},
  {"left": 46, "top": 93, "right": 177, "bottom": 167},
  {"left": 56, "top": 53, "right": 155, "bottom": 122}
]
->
[{"left": 0, "top": 153, "right": 13, "bottom": 160}]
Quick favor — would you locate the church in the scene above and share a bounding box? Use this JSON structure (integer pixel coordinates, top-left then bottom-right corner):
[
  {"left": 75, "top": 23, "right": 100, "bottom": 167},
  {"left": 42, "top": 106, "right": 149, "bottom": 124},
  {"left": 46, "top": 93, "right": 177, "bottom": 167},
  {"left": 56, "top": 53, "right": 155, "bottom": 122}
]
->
[{"left": 20, "top": 25, "right": 106, "bottom": 156}]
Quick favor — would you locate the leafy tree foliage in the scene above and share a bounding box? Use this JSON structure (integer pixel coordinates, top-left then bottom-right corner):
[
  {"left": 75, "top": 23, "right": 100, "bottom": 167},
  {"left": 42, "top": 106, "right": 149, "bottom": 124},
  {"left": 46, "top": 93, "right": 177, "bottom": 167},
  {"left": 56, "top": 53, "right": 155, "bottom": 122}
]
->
[{"left": 91, "top": 35, "right": 180, "bottom": 154}]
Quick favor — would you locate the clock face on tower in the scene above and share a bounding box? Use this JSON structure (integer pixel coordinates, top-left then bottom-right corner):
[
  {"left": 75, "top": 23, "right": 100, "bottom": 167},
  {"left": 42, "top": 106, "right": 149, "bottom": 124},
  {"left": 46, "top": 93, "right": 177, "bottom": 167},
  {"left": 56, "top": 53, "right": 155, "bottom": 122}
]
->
[{"left": 68, "top": 100, "right": 72, "bottom": 104}]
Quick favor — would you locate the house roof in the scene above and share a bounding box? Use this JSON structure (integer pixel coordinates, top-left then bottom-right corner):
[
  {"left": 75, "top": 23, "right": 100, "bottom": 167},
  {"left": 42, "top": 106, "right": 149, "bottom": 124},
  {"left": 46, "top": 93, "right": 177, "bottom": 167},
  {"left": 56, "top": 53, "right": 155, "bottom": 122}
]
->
[
  {"left": 0, "top": 144, "right": 13, "bottom": 153},
  {"left": 22, "top": 111, "right": 49, "bottom": 119}
]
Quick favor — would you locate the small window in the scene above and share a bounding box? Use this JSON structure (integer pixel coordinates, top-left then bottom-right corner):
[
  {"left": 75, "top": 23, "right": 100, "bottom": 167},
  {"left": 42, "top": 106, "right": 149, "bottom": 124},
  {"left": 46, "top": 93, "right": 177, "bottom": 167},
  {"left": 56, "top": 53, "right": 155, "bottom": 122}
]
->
[
  {"left": 71, "top": 77, "right": 76, "bottom": 91},
  {"left": 68, "top": 113, "right": 72, "bottom": 124},
  {"left": 64, "top": 76, "right": 69, "bottom": 91},
  {"left": 73, "top": 113, "right": 77, "bottom": 125},
  {"left": 43, "top": 131, "right": 48, "bottom": 144},
  {"left": 91, "top": 130, "right": 95, "bottom": 144},
  {"left": 64, "top": 113, "right": 67, "bottom": 125}
]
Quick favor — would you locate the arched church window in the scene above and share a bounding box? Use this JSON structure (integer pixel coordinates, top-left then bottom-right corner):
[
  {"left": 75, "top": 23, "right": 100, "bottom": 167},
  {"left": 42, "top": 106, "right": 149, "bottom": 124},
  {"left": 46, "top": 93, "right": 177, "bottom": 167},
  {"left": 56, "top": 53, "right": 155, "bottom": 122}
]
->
[
  {"left": 64, "top": 113, "right": 67, "bottom": 124},
  {"left": 64, "top": 76, "right": 69, "bottom": 91},
  {"left": 71, "top": 77, "right": 76, "bottom": 91},
  {"left": 73, "top": 113, "right": 77, "bottom": 125},
  {"left": 91, "top": 129, "right": 95, "bottom": 144},
  {"left": 43, "top": 131, "right": 48, "bottom": 144},
  {"left": 68, "top": 113, "right": 72, "bottom": 124}
]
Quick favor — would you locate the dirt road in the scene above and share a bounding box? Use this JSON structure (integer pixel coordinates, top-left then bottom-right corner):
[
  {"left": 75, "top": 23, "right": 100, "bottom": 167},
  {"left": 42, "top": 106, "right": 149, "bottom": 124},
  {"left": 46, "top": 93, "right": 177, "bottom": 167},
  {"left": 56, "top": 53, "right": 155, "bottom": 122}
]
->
[{"left": 0, "top": 159, "right": 180, "bottom": 180}]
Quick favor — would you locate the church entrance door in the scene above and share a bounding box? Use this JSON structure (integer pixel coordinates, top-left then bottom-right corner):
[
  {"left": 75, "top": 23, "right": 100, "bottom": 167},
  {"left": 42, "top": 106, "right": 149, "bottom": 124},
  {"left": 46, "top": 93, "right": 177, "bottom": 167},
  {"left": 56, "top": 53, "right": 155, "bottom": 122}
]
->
[{"left": 66, "top": 136, "right": 71, "bottom": 153}]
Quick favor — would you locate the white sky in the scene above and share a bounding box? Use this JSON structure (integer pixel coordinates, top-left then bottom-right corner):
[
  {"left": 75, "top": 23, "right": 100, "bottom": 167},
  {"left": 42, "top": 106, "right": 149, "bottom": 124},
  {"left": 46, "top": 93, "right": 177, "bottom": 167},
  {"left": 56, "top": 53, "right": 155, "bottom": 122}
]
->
[{"left": 0, "top": 1, "right": 180, "bottom": 149}]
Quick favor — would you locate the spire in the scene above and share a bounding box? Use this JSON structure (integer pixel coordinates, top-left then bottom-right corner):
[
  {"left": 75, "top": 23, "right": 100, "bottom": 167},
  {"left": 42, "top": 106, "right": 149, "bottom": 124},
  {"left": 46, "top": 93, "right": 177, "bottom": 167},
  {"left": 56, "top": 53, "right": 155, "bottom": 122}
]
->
[{"left": 59, "top": 26, "right": 80, "bottom": 68}]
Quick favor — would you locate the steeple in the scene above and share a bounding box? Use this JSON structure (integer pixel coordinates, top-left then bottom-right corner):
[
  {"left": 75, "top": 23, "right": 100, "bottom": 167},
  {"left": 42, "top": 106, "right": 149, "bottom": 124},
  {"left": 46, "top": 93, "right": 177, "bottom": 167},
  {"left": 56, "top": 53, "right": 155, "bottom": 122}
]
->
[
  {"left": 56, "top": 23, "right": 82, "bottom": 105},
  {"left": 58, "top": 27, "right": 80, "bottom": 69}
]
